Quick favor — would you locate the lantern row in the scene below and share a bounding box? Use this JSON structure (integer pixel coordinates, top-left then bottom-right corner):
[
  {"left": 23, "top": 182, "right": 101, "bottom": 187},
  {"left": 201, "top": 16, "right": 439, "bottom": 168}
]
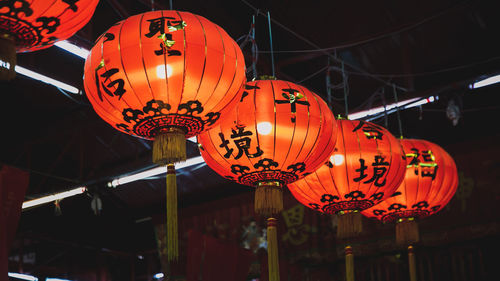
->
[{"left": 2, "top": 3, "right": 460, "bottom": 281}]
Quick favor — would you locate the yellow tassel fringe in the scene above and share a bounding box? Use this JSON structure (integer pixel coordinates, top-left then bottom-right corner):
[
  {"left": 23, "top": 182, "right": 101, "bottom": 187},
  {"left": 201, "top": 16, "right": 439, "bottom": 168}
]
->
[
  {"left": 396, "top": 219, "right": 419, "bottom": 247},
  {"left": 153, "top": 128, "right": 186, "bottom": 165},
  {"left": 255, "top": 182, "right": 283, "bottom": 217},
  {"left": 337, "top": 211, "right": 363, "bottom": 240}
]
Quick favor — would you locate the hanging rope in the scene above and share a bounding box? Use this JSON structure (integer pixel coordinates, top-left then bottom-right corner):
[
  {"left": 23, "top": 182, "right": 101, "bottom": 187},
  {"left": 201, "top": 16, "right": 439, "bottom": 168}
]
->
[
  {"left": 267, "top": 11, "right": 275, "bottom": 78},
  {"left": 341, "top": 61, "right": 349, "bottom": 118},
  {"left": 236, "top": 13, "right": 259, "bottom": 79},
  {"left": 392, "top": 84, "right": 404, "bottom": 138},
  {"left": 379, "top": 88, "right": 389, "bottom": 127},
  {"left": 326, "top": 58, "right": 332, "bottom": 109},
  {"left": 251, "top": 15, "right": 258, "bottom": 79}
]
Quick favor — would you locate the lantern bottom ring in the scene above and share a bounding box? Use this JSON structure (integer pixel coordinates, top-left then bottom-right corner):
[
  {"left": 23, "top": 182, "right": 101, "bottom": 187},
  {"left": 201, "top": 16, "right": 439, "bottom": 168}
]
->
[
  {"left": 120, "top": 113, "right": 206, "bottom": 139},
  {"left": 382, "top": 210, "right": 429, "bottom": 223},
  {"left": 321, "top": 200, "right": 375, "bottom": 215},
  {"left": 0, "top": 15, "right": 42, "bottom": 50},
  {"left": 239, "top": 170, "right": 298, "bottom": 186}
]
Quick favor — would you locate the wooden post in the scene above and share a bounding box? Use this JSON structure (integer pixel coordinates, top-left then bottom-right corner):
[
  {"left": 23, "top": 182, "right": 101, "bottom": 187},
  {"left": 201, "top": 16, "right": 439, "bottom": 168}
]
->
[
  {"left": 345, "top": 245, "right": 355, "bottom": 281},
  {"left": 408, "top": 245, "right": 417, "bottom": 281}
]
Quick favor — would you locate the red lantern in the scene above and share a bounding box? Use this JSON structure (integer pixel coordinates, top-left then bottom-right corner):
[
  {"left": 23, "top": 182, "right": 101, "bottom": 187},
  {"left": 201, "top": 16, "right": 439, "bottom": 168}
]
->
[
  {"left": 0, "top": 0, "right": 99, "bottom": 80},
  {"left": 83, "top": 10, "right": 246, "bottom": 261},
  {"left": 197, "top": 79, "right": 337, "bottom": 281},
  {"left": 361, "top": 139, "right": 458, "bottom": 281},
  {"left": 288, "top": 119, "right": 406, "bottom": 238},
  {"left": 362, "top": 138, "right": 458, "bottom": 244},
  {"left": 287, "top": 119, "right": 405, "bottom": 281}
]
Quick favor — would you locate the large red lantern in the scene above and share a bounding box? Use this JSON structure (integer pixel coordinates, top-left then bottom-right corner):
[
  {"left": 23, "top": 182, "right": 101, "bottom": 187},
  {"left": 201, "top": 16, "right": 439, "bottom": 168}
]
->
[
  {"left": 287, "top": 119, "right": 406, "bottom": 281},
  {"left": 362, "top": 138, "right": 458, "bottom": 243},
  {"left": 197, "top": 79, "right": 338, "bottom": 281},
  {"left": 362, "top": 138, "right": 458, "bottom": 281},
  {"left": 288, "top": 119, "right": 406, "bottom": 238},
  {"left": 83, "top": 10, "right": 246, "bottom": 261},
  {"left": 0, "top": 0, "right": 99, "bottom": 80}
]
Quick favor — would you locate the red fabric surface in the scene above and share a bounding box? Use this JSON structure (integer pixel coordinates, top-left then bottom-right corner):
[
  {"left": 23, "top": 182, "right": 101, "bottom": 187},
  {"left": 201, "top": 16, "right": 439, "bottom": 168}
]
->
[
  {"left": 0, "top": 165, "right": 30, "bottom": 281},
  {"left": 186, "top": 229, "right": 255, "bottom": 281}
]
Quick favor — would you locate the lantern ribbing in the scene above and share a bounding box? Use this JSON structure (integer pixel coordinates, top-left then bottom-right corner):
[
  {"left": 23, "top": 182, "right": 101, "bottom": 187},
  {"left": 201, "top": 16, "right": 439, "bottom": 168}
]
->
[
  {"left": 83, "top": 10, "right": 246, "bottom": 262},
  {"left": 198, "top": 79, "right": 338, "bottom": 281},
  {"left": 362, "top": 138, "right": 459, "bottom": 281},
  {"left": 0, "top": 0, "right": 99, "bottom": 80}
]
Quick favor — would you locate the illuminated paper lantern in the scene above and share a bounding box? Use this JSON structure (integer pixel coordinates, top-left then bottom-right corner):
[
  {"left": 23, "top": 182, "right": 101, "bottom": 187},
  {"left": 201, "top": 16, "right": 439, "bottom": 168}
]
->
[
  {"left": 362, "top": 138, "right": 458, "bottom": 281},
  {"left": 198, "top": 79, "right": 337, "bottom": 281},
  {"left": 83, "top": 10, "right": 246, "bottom": 261},
  {"left": 0, "top": 0, "right": 99, "bottom": 80},
  {"left": 287, "top": 119, "right": 406, "bottom": 281}
]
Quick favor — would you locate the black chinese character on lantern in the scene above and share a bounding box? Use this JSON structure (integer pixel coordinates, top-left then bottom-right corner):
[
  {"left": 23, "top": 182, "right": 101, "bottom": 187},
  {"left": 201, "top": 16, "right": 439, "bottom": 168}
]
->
[
  {"left": 275, "top": 88, "right": 310, "bottom": 123},
  {"left": 420, "top": 163, "right": 438, "bottom": 180},
  {"left": 62, "top": 0, "right": 80, "bottom": 12},
  {"left": 406, "top": 148, "right": 438, "bottom": 179},
  {"left": 352, "top": 120, "right": 384, "bottom": 140},
  {"left": 364, "top": 155, "right": 389, "bottom": 187},
  {"left": 218, "top": 126, "right": 264, "bottom": 159},
  {"left": 353, "top": 158, "right": 368, "bottom": 182},
  {"left": 406, "top": 148, "right": 420, "bottom": 170},
  {"left": 144, "top": 16, "right": 185, "bottom": 57},
  {"left": 94, "top": 66, "right": 126, "bottom": 101},
  {"left": 353, "top": 155, "right": 389, "bottom": 187},
  {"left": 145, "top": 16, "right": 178, "bottom": 38}
]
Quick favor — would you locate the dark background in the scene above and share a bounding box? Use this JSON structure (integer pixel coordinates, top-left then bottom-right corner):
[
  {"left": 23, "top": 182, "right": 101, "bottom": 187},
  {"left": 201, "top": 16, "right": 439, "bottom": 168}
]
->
[{"left": 1, "top": 0, "right": 499, "bottom": 280}]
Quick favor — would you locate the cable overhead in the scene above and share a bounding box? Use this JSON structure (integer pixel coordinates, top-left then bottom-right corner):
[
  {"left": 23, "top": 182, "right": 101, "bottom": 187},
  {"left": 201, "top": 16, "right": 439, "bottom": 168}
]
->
[
  {"left": 256, "top": 0, "right": 472, "bottom": 53},
  {"left": 392, "top": 84, "right": 404, "bottom": 138},
  {"left": 329, "top": 56, "right": 500, "bottom": 79},
  {"left": 267, "top": 11, "right": 276, "bottom": 78},
  {"left": 239, "top": 0, "right": 408, "bottom": 92}
]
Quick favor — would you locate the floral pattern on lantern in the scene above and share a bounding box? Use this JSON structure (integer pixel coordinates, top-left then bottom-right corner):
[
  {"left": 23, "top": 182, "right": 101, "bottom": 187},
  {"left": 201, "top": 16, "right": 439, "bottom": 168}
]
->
[
  {"left": 83, "top": 10, "right": 246, "bottom": 140},
  {"left": 0, "top": 0, "right": 99, "bottom": 52},
  {"left": 197, "top": 79, "right": 338, "bottom": 189},
  {"left": 288, "top": 119, "right": 407, "bottom": 215}
]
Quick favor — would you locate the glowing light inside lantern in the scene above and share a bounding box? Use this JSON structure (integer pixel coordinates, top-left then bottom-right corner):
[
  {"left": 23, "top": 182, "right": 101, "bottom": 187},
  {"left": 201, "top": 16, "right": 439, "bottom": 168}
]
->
[
  {"left": 156, "top": 64, "right": 173, "bottom": 78},
  {"left": 330, "top": 154, "right": 345, "bottom": 166},
  {"left": 257, "top": 122, "right": 273, "bottom": 135}
]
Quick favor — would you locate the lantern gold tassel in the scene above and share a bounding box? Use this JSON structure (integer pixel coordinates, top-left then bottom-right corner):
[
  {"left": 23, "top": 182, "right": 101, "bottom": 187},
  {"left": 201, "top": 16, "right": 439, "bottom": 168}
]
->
[
  {"left": 267, "top": 218, "right": 280, "bottom": 281},
  {"left": 345, "top": 245, "right": 355, "bottom": 281},
  {"left": 337, "top": 211, "right": 363, "bottom": 239},
  {"left": 255, "top": 182, "right": 283, "bottom": 217},
  {"left": 153, "top": 128, "right": 187, "bottom": 164},
  {"left": 0, "top": 34, "right": 16, "bottom": 81},
  {"left": 166, "top": 164, "right": 178, "bottom": 261},
  {"left": 408, "top": 245, "right": 417, "bottom": 281},
  {"left": 395, "top": 218, "right": 419, "bottom": 246}
]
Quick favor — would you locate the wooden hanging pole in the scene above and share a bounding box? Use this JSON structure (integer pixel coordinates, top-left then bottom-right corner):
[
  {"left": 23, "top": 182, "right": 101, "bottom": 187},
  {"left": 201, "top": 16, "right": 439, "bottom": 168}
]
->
[
  {"left": 408, "top": 245, "right": 417, "bottom": 281},
  {"left": 345, "top": 245, "right": 355, "bottom": 281}
]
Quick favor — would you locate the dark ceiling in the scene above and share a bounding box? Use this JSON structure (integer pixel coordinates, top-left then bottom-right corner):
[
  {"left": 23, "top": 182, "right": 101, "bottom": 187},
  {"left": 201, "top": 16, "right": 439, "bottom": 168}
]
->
[{"left": 1, "top": 0, "right": 500, "bottom": 274}]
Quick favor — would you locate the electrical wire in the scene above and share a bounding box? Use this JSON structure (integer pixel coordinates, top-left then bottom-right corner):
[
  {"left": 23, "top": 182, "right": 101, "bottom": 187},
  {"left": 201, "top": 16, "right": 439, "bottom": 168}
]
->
[
  {"left": 330, "top": 55, "right": 500, "bottom": 79},
  {"left": 297, "top": 66, "right": 328, "bottom": 84},
  {"left": 239, "top": 0, "right": 408, "bottom": 92},
  {"left": 256, "top": 0, "right": 472, "bottom": 53}
]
